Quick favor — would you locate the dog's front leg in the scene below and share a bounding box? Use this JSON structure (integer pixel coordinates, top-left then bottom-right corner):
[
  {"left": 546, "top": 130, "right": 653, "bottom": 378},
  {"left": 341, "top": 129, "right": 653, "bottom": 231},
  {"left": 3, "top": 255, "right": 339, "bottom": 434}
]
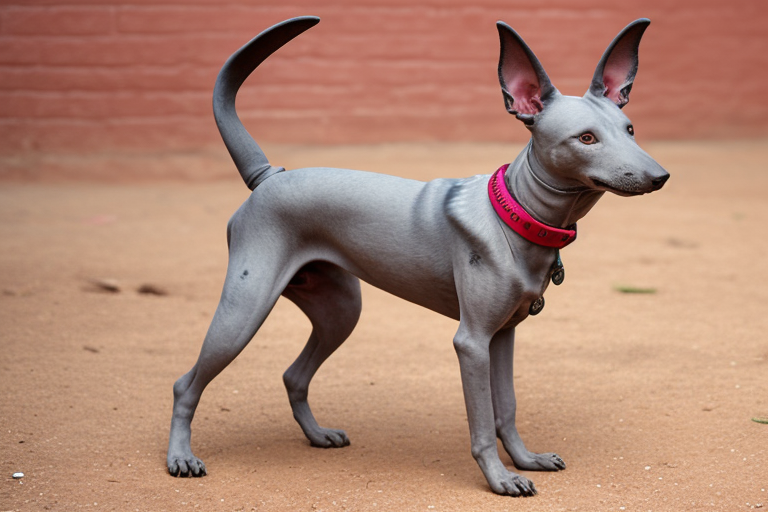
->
[
  {"left": 490, "top": 327, "right": 566, "bottom": 471},
  {"left": 453, "top": 323, "right": 536, "bottom": 497}
]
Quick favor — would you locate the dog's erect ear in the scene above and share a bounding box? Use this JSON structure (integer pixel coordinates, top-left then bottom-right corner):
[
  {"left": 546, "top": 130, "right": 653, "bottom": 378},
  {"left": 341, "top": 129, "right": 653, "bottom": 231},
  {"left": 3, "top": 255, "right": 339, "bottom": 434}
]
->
[
  {"left": 588, "top": 19, "right": 650, "bottom": 108},
  {"left": 497, "top": 21, "right": 557, "bottom": 125}
]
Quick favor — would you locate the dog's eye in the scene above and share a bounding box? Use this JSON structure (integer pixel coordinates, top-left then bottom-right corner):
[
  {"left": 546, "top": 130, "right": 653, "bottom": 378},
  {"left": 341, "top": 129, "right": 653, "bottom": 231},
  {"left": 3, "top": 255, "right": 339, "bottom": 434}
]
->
[
  {"left": 578, "top": 132, "right": 597, "bottom": 145},
  {"left": 627, "top": 125, "right": 634, "bottom": 136}
]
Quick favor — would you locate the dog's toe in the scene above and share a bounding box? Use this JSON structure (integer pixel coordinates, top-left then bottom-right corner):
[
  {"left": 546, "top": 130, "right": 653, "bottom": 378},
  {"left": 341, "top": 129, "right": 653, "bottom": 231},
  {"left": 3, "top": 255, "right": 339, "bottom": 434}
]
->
[
  {"left": 512, "top": 451, "right": 566, "bottom": 472},
  {"left": 309, "top": 428, "right": 350, "bottom": 448},
  {"left": 500, "top": 479, "right": 521, "bottom": 497},
  {"left": 496, "top": 474, "right": 536, "bottom": 497},
  {"left": 325, "top": 430, "right": 350, "bottom": 447},
  {"left": 514, "top": 475, "right": 536, "bottom": 497},
  {"left": 535, "top": 452, "right": 566, "bottom": 471},
  {"left": 175, "top": 459, "right": 190, "bottom": 477},
  {"left": 168, "top": 456, "right": 207, "bottom": 478},
  {"left": 187, "top": 457, "right": 206, "bottom": 477}
]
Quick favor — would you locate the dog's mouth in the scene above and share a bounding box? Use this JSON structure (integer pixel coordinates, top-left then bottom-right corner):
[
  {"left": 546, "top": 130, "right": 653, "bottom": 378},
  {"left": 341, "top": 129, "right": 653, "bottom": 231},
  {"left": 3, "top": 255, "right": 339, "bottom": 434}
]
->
[{"left": 590, "top": 178, "right": 644, "bottom": 197}]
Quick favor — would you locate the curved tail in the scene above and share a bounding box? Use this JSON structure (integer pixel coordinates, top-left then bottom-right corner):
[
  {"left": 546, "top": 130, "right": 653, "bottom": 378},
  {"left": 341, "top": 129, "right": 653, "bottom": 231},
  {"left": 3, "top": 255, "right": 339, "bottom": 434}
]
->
[{"left": 213, "top": 16, "right": 320, "bottom": 190}]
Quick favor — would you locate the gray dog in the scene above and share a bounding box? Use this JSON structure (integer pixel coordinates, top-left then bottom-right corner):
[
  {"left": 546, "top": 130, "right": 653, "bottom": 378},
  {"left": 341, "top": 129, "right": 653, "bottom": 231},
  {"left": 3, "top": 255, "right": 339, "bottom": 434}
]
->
[{"left": 167, "top": 16, "right": 669, "bottom": 497}]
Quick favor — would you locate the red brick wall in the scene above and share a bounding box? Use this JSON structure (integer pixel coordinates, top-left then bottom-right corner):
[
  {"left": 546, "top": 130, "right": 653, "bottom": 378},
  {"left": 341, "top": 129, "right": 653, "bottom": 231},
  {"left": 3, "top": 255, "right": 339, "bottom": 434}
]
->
[{"left": 1, "top": 0, "right": 766, "bottom": 156}]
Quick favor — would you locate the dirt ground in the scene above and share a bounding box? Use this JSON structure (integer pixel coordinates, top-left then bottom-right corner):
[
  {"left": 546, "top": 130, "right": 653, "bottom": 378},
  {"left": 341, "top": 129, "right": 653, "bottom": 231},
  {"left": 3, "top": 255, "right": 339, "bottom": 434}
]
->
[{"left": 1, "top": 140, "right": 767, "bottom": 511}]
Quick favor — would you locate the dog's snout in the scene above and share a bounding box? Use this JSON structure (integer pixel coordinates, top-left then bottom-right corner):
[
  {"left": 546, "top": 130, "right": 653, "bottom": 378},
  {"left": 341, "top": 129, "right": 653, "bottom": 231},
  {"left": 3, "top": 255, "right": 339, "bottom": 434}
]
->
[{"left": 651, "top": 173, "right": 670, "bottom": 190}]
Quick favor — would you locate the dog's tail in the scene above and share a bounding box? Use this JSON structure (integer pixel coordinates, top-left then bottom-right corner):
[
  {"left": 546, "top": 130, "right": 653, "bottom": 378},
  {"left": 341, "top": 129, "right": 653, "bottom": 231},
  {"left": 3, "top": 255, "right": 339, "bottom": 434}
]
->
[{"left": 213, "top": 16, "right": 320, "bottom": 190}]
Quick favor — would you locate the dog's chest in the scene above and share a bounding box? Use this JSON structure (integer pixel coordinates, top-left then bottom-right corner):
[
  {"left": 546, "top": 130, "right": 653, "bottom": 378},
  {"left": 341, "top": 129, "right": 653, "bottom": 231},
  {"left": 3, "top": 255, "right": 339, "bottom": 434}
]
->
[{"left": 500, "top": 245, "right": 556, "bottom": 328}]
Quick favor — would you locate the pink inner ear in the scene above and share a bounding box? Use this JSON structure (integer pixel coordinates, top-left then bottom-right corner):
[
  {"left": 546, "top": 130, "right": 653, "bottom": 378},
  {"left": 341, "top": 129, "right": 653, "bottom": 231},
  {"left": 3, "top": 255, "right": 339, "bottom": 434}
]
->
[
  {"left": 507, "top": 78, "right": 543, "bottom": 115},
  {"left": 501, "top": 40, "right": 543, "bottom": 115},
  {"left": 601, "top": 41, "right": 635, "bottom": 103}
]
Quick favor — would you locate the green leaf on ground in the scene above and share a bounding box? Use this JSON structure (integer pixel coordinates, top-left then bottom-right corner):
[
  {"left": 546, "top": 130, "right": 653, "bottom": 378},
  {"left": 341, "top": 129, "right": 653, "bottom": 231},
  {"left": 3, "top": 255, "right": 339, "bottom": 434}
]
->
[{"left": 614, "top": 285, "right": 657, "bottom": 294}]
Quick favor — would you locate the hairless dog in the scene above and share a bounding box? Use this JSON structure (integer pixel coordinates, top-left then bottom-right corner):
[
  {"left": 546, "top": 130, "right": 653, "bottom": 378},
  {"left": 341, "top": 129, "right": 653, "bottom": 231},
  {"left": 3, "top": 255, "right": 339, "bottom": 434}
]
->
[{"left": 167, "top": 16, "right": 669, "bottom": 496}]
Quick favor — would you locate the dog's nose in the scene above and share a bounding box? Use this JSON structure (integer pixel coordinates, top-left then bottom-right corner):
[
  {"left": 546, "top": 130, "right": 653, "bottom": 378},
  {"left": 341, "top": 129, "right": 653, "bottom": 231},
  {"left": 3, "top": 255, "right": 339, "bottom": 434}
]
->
[{"left": 651, "top": 173, "right": 670, "bottom": 190}]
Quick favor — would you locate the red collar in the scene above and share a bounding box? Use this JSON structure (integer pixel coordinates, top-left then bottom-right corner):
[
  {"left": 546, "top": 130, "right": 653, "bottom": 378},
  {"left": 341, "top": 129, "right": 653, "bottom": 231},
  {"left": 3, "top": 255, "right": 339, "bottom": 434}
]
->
[{"left": 488, "top": 164, "right": 577, "bottom": 249}]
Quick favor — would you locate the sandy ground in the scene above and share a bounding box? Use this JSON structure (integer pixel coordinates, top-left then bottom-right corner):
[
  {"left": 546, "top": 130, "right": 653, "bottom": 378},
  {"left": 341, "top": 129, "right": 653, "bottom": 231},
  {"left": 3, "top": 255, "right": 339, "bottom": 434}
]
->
[{"left": 1, "top": 141, "right": 767, "bottom": 511}]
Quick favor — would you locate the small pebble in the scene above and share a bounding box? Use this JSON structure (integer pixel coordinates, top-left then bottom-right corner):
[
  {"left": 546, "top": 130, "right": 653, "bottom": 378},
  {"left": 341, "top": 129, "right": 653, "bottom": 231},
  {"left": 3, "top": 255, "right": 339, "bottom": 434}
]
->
[{"left": 12, "top": 472, "right": 24, "bottom": 479}]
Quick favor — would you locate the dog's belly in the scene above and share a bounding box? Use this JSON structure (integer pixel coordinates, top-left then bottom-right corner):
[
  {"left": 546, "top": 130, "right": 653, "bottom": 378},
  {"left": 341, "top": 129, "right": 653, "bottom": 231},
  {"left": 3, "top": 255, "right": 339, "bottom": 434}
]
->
[{"left": 255, "top": 168, "right": 473, "bottom": 319}]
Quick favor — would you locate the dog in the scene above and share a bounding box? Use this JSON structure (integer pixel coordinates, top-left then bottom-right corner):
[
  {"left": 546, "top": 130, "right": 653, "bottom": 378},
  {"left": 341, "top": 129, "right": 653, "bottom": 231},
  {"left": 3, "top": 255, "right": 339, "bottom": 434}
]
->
[{"left": 167, "top": 16, "right": 669, "bottom": 497}]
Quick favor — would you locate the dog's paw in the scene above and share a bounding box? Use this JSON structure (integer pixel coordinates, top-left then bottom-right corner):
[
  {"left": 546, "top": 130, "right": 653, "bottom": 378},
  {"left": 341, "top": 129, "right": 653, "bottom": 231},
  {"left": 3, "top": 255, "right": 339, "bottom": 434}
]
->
[
  {"left": 167, "top": 456, "right": 207, "bottom": 478},
  {"left": 308, "top": 428, "right": 350, "bottom": 448},
  {"left": 513, "top": 452, "right": 566, "bottom": 472},
  {"left": 490, "top": 472, "right": 537, "bottom": 497}
]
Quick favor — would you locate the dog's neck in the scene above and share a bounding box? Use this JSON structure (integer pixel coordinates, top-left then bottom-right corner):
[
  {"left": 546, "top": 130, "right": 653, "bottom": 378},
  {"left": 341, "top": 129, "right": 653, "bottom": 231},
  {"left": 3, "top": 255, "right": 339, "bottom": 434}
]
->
[{"left": 504, "top": 141, "right": 604, "bottom": 229}]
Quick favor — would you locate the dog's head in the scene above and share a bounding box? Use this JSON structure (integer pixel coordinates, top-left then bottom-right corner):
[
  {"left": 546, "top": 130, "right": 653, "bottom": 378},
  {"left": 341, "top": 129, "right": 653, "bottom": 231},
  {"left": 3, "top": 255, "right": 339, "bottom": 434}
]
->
[{"left": 497, "top": 19, "right": 669, "bottom": 196}]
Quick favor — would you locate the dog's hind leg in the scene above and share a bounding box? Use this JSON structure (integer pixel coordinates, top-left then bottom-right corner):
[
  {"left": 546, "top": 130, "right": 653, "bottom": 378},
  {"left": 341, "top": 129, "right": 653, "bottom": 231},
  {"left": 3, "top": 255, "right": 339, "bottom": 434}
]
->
[
  {"left": 167, "top": 252, "right": 291, "bottom": 477},
  {"left": 281, "top": 261, "right": 362, "bottom": 448},
  {"left": 490, "top": 327, "right": 566, "bottom": 472}
]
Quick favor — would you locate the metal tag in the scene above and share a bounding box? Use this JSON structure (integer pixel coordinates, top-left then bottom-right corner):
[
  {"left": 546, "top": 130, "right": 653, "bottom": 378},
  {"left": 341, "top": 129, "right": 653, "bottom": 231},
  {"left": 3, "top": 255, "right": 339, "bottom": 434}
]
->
[
  {"left": 529, "top": 296, "right": 545, "bottom": 316},
  {"left": 551, "top": 267, "right": 564, "bottom": 286}
]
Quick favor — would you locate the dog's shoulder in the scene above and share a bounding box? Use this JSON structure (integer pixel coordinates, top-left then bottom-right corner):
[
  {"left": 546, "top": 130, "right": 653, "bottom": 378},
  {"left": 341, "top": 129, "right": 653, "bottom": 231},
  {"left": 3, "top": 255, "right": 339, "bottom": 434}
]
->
[{"left": 442, "top": 174, "right": 509, "bottom": 250}]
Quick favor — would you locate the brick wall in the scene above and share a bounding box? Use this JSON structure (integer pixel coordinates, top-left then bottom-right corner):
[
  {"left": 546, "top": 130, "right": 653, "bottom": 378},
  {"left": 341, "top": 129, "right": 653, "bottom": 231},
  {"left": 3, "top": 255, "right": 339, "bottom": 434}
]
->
[{"left": 1, "top": 0, "right": 766, "bottom": 158}]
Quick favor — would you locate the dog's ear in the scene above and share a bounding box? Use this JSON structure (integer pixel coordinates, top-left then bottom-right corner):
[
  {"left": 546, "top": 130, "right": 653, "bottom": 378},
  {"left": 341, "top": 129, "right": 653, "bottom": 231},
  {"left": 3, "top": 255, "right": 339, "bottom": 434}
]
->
[
  {"left": 588, "top": 19, "right": 650, "bottom": 108},
  {"left": 497, "top": 21, "right": 557, "bottom": 125}
]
